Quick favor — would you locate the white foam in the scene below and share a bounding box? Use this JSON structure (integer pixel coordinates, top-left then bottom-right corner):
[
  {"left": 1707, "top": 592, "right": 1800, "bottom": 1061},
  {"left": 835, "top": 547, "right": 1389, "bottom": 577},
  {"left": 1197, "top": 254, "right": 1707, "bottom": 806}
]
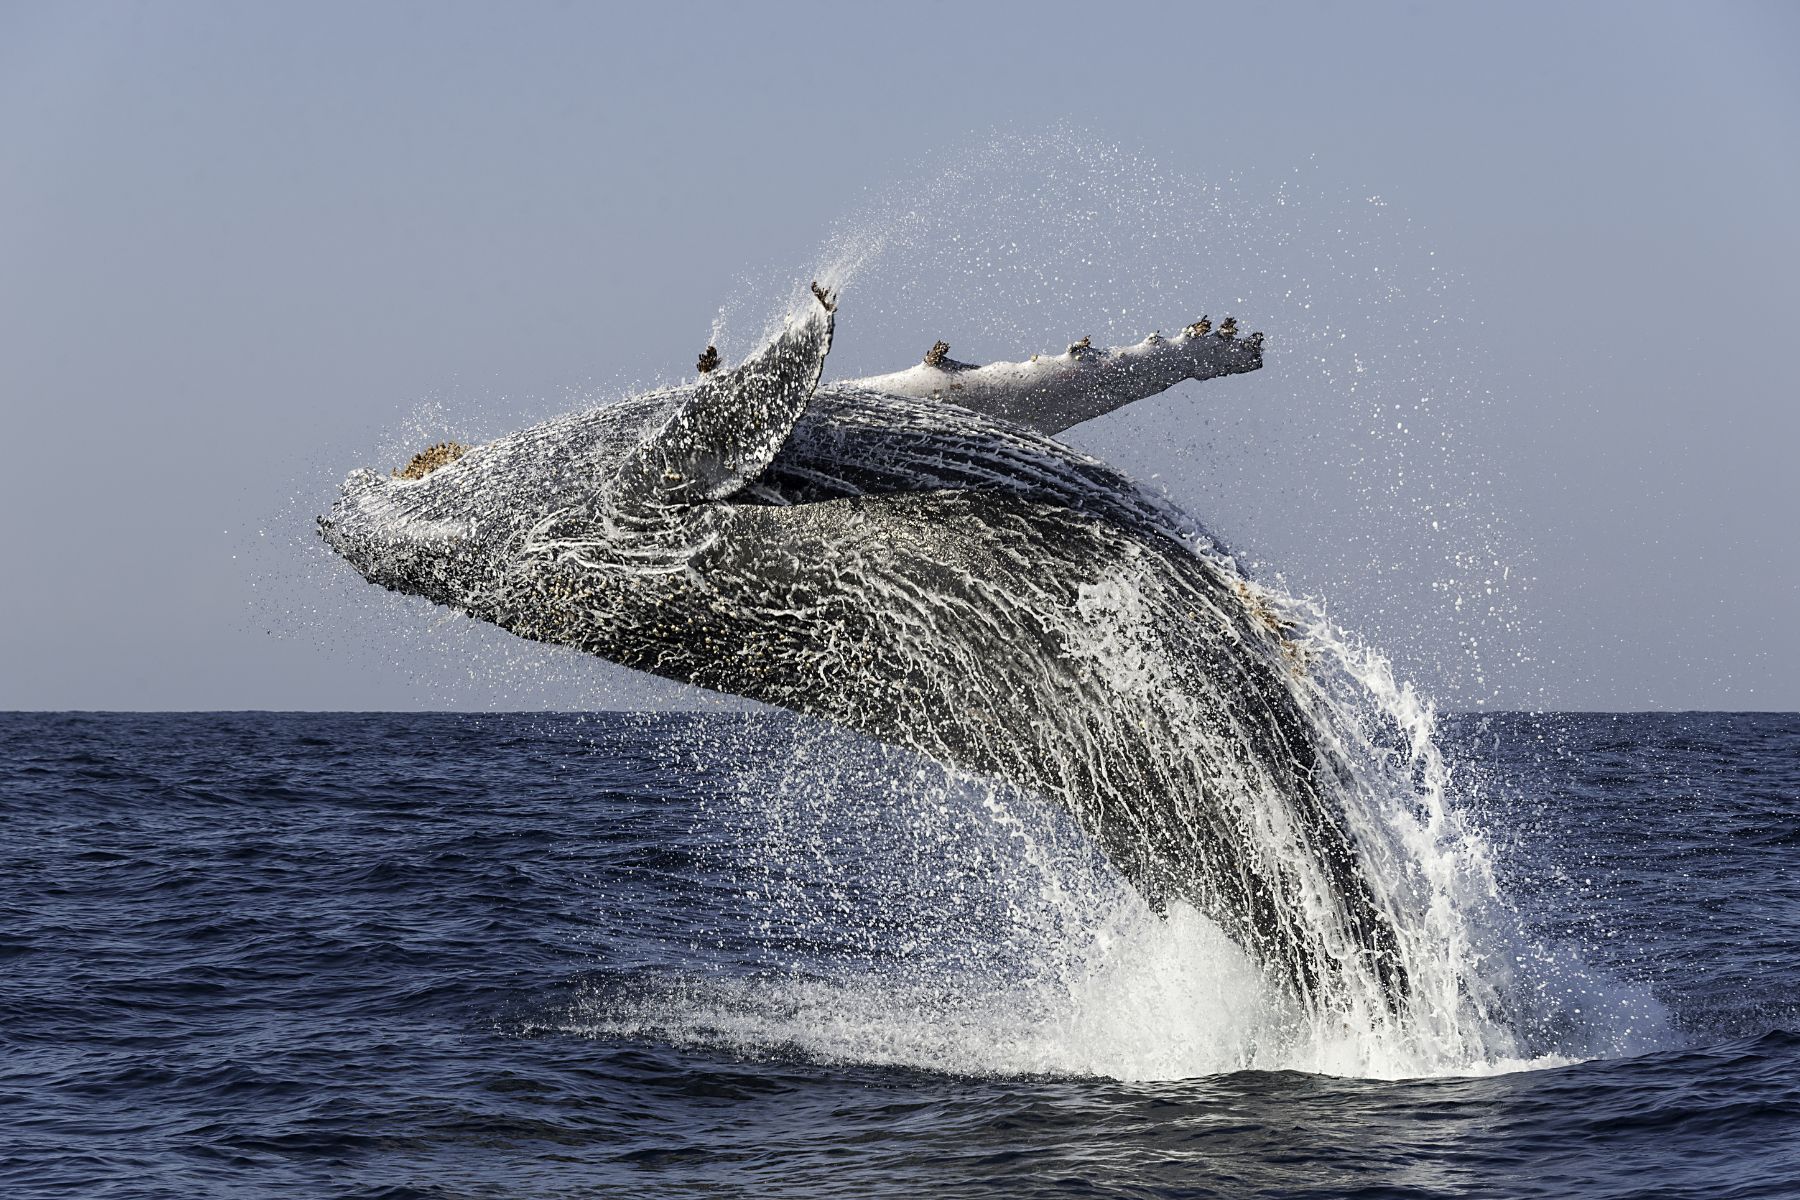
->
[
  {"left": 538, "top": 531, "right": 1677, "bottom": 1081},
  {"left": 554, "top": 899, "right": 1588, "bottom": 1082}
]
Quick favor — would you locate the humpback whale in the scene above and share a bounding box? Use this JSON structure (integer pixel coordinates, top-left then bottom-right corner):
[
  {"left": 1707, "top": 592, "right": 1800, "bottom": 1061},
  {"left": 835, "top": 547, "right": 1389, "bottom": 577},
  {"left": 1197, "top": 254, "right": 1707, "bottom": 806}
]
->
[{"left": 319, "top": 285, "right": 1411, "bottom": 1012}]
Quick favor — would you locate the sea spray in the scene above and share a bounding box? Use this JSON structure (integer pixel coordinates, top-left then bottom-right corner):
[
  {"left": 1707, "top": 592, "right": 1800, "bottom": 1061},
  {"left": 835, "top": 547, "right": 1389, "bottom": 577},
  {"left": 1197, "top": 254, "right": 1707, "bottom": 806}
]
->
[{"left": 562, "top": 582, "right": 1659, "bottom": 1081}]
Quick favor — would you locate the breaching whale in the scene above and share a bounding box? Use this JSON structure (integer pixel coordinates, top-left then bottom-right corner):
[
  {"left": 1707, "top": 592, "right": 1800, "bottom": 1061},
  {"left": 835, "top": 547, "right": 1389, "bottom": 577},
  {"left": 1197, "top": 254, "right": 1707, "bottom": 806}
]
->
[{"left": 319, "top": 285, "right": 1410, "bottom": 1011}]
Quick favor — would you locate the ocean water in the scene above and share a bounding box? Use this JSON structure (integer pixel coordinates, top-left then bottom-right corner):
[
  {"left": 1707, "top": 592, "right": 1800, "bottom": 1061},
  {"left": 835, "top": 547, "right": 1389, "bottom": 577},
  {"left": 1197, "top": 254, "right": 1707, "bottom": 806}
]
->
[{"left": 2, "top": 710, "right": 1795, "bottom": 1198}]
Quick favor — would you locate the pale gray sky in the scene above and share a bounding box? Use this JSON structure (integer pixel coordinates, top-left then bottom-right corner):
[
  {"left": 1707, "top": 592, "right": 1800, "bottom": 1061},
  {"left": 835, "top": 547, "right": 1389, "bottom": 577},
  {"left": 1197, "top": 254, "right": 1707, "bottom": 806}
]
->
[{"left": 3, "top": 1, "right": 1795, "bottom": 711}]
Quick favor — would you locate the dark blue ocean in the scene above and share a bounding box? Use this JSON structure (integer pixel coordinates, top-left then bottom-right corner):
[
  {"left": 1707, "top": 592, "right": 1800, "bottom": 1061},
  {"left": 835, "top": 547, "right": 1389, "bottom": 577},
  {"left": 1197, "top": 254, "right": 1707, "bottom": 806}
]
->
[{"left": 3, "top": 711, "right": 1795, "bottom": 1198}]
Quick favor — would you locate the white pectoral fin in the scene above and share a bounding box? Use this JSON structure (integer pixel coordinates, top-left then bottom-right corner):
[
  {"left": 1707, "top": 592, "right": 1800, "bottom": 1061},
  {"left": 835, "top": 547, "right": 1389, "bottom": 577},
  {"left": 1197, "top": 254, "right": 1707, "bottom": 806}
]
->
[
  {"left": 610, "top": 285, "right": 836, "bottom": 514},
  {"left": 845, "top": 321, "right": 1263, "bottom": 435}
]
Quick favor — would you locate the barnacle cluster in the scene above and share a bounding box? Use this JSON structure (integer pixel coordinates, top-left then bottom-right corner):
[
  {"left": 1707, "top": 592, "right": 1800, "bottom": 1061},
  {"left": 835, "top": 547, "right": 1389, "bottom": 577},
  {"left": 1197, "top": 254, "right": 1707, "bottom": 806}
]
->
[{"left": 393, "top": 442, "right": 468, "bottom": 481}]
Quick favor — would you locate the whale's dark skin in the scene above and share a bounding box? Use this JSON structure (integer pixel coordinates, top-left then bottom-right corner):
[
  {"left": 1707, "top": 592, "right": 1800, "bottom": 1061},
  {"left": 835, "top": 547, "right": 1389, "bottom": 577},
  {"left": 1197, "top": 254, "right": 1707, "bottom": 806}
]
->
[{"left": 320, "top": 290, "right": 1409, "bottom": 1009}]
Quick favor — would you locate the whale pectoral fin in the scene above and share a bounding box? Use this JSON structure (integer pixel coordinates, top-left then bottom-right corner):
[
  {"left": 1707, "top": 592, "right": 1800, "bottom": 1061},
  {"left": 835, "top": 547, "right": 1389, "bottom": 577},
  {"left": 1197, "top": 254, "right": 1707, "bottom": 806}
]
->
[
  {"left": 610, "top": 285, "right": 835, "bottom": 512},
  {"left": 842, "top": 323, "right": 1263, "bottom": 436}
]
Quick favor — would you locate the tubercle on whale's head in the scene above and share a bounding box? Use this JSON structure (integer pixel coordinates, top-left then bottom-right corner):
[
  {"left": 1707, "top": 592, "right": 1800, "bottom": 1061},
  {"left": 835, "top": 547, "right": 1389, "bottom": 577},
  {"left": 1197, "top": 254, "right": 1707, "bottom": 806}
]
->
[{"left": 392, "top": 441, "right": 468, "bottom": 480}]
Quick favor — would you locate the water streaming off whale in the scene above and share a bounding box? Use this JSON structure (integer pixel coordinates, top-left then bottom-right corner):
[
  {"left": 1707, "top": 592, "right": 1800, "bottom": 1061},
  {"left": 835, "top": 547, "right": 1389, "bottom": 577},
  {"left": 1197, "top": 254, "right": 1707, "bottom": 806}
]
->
[{"left": 549, "top": 574, "right": 1660, "bottom": 1082}]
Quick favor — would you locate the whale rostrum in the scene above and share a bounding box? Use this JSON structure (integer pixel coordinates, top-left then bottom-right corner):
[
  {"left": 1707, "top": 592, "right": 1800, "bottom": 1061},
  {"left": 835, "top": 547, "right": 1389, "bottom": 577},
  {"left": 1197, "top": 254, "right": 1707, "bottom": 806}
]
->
[{"left": 319, "top": 286, "right": 1409, "bottom": 1012}]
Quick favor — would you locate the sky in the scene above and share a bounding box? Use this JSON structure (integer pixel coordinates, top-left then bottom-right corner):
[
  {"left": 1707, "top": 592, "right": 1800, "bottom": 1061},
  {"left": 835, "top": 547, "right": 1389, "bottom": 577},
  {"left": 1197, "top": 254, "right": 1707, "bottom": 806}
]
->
[{"left": 2, "top": 0, "right": 1796, "bottom": 712}]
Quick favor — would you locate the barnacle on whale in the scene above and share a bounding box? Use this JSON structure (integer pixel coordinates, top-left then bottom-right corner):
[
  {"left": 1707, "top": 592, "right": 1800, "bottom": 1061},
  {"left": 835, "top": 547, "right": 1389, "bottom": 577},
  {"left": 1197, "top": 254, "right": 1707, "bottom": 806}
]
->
[
  {"left": 1232, "top": 576, "right": 1314, "bottom": 672},
  {"left": 392, "top": 442, "right": 467, "bottom": 480}
]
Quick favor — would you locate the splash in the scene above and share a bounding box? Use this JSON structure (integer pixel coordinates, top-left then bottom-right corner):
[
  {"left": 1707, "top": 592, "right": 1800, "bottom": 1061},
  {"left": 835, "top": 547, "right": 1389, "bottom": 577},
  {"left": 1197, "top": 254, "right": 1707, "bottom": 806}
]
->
[
  {"left": 552, "top": 588, "right": 1665, "bottom": 1080},
  {"left": 536, "top": 136, "right": 1660, "bottom": 1080}
]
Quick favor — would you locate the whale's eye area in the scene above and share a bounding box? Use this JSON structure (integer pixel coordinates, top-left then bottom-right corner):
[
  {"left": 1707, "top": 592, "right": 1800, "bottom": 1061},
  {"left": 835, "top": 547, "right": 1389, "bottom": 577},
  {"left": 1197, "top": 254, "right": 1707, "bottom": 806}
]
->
[{"left": 393, "top": 442, "right": 468, "bottom": 480}]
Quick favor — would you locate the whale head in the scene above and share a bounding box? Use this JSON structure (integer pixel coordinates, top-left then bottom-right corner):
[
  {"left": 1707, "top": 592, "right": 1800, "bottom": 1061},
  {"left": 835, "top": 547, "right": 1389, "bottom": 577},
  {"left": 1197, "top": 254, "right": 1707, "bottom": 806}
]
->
[
  {"left": 315, "top": 397, "right": 665, "bottom": 614},
  {"left": 319, "top": 291, "right": 836, "bottom": 630}
]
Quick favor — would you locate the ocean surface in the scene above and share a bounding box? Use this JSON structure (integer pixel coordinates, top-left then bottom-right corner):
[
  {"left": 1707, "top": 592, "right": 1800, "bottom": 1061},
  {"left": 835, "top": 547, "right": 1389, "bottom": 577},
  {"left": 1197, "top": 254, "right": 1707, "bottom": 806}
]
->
[{"left": 2, "top": 710, "right": 1795, "bottom": 1198}]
